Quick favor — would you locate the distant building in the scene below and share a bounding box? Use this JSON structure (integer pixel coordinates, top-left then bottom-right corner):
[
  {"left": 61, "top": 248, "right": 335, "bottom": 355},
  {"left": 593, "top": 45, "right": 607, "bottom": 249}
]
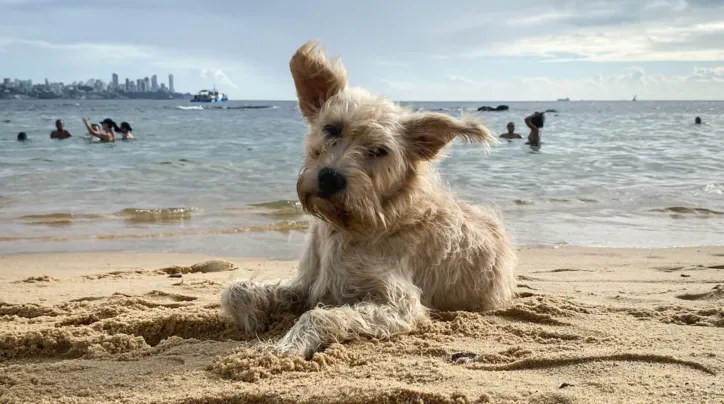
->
[
  {"left": 151, "top": 75, "right": 158, "bottom": 91},
  {"left": 136, "top": 78, "right": 143, "bottom": 92},
  {"left": 112, "top": 73, "right": 119, "bottom": 90},
  {"left": 160, "top": 83, "right": 167, "bottom": 91},
  {"left": 18, "top": 79, "right": 32, "bottom": 91},
  {"left": 168, "top": 74, "right": 174, "bottom": 93},
  {"left": 2, "top": 78, "right": 10, "bottom": 87},
  {"left": 125, "top": 78, "right": 130, "bottom": 92},
  {"left": 144, "top": 77, "right": 150, "bottom": 92}
]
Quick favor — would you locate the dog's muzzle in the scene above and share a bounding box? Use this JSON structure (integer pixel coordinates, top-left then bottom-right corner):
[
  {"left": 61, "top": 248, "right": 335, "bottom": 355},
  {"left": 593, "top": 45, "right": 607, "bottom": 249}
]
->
[{"left": 317, "top": 167, "right": 347, "bottom": 199}]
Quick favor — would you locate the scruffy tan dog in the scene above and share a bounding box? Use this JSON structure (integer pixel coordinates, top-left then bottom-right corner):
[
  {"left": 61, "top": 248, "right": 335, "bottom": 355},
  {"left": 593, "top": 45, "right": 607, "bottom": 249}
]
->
[{"left": 221, "top": 41, "right": 516, "bottom": 359}]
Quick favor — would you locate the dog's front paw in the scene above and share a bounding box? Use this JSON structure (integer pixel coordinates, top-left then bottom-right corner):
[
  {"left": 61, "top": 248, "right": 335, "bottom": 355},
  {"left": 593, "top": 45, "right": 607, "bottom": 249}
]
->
[
  {"left": 220, "top": 279, "right": 271, "bottom": 333},
  {"left": 270, "top": 338, "right": 318, "bottom": 360}
]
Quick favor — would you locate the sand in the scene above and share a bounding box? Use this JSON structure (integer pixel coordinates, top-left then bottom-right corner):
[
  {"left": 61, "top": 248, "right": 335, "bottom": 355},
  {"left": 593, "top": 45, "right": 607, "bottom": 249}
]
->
[{"left": 1, "top": 247, "right": 723, "bottom": 404}]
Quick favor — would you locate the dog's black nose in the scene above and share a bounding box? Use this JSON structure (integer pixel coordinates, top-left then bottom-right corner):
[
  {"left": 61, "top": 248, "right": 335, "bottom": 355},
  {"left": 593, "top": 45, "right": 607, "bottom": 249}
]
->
[{"left": 317, "top": 167, "right": 346, "bottom": 199}]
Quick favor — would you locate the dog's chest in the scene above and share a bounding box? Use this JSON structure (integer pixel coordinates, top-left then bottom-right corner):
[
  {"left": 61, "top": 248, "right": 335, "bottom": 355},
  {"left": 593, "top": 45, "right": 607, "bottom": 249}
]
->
[{"left": 309, "top": 235, "right": 403, "bottom": 305}]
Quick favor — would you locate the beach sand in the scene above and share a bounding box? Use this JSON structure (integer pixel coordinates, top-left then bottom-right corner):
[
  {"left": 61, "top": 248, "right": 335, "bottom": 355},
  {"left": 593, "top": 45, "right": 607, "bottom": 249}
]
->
[{"left": 1, "top": 247, "right": 723, "bottom": 404}]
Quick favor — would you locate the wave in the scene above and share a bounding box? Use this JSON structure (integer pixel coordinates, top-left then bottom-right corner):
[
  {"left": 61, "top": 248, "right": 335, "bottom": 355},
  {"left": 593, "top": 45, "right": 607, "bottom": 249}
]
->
[
  {"left": 0, "top": 220, "right": 310, "bottom": 243},
  {"left": 226, "top": 200, "right": 304, "bottom": 220},
  {"left": 118, "top": 208, "right": 194, "bottom": 223},
  {"left": 20, "top": 213, "right": 106, "bottom": 227},
  {"left": 6, "top": 201, "right": 304, "bottom": 227},
  {"left": 650, "top": 207, "right": 724, "bottom": 217},
  {"left": 176, "top": 105, "right": 204, "bottom": 110}
]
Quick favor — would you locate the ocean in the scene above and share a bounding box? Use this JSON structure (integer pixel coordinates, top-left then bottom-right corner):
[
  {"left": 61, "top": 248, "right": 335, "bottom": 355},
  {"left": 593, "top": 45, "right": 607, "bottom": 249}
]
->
[{"left": 1, "top": 99, "right": 723, "bottom": 259}]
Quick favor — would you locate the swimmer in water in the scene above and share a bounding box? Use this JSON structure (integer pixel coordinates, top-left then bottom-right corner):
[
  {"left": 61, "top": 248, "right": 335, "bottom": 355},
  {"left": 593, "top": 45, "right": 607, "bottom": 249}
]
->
[
  {"left": 525, "top": 112, "right": 545, "bottom": 146},
  {"left": 17, "top": 132, "right": 27, "bottom": 141},
  {"left": 82, "top": 117, "right": 117, "bottom": 142},
  {"left": 695, "top": 117, "right": 702, "bottom": 124},
  {"left": 50, "top": 119, "right": 73, "bottom": 139},
  {"left": 500, "top": 122, "right": 522, "bottom": 139},
  {"left": 119, "top": 122, "right": 135, "bottom": 140}
]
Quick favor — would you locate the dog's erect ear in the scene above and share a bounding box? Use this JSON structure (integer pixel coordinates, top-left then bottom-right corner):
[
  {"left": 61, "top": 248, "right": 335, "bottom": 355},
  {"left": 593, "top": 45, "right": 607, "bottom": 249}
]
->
[
  {"left": 402, "top": 112, "right": 498, "bottom": 161},
  {"left": 289, "top": 41, "right": 348, "bottom": 123}
]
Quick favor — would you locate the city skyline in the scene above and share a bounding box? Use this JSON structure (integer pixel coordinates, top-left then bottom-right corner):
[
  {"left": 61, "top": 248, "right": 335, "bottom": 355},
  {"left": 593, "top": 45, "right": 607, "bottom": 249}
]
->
[{"left": 1, "top": 72, "right": 186, "bottom": 100}]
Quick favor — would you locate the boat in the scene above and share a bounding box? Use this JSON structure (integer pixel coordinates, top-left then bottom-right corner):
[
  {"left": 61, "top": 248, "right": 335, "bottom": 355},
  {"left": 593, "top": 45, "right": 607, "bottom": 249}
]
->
[
  {"left": 190, "top": 88, "right": 228, "bottom": 103},
  {"left": 632, "top": 95, "right": 637, "bottom": 101},
  {"left": 556, "top": 97, "right": 570, "bottom": 102}
]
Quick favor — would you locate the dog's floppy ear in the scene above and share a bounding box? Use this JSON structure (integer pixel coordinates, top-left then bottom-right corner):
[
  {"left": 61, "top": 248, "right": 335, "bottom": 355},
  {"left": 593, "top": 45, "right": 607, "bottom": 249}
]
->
[
  {"left": 402, "top": 112, "right": 498, "bottom": 161},
  {"left": 289, "top": 41, "right": 348, "bottom": 123}
]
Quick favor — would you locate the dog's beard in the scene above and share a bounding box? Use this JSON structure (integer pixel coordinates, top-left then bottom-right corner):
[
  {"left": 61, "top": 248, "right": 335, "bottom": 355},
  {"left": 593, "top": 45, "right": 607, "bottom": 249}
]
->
[{"left": 298, "top": 190, "right": 385, "bottom": 235}]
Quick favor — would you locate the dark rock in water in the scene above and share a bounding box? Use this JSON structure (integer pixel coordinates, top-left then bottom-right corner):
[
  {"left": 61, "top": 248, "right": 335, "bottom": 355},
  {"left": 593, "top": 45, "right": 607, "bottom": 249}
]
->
[
  {"left": 544, "top": 109, "right": 558, "bottom": 113},
  {"left": 168, "top": 274, "right": 183, "bottom": 278},
  {"left": 2, "top": 119, "right": 10, "bottom": 123},
  {"left": 477, "top": 105, "right": 509, "bottom": 112}
]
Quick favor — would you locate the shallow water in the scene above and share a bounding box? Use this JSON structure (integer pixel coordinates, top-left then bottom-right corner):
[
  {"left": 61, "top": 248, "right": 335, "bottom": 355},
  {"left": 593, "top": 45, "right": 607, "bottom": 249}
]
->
[{"left": 1, "top": 99, "right": 723, "bottom": 259}]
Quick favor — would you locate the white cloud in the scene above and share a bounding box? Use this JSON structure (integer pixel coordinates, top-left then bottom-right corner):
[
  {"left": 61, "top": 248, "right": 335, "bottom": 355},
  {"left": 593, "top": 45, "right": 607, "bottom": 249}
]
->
[
  {"left": 506, "top": 11, "right": 575, "bottom": 26},
  {"left": 379, "top": 65, "right": 724, "bottom": 101},
  {"left": 456, "top": 2, "right": 724, "bottom": 63},
  {"left": 0, "top": 36, "right": 247, "bottom": 89},
  {"left": 200, "top": 68, "right": 238, "bottom": 89}
]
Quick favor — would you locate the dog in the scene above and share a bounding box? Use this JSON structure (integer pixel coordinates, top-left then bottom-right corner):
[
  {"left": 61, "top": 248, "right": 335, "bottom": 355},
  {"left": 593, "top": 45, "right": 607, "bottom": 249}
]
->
[{"left": 220, "top": 40, "right": 516, "bottom": 359}]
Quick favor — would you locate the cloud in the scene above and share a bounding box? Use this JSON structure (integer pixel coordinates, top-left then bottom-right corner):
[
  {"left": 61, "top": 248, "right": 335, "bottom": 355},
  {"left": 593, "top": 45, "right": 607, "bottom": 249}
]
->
[
  {"left": 200, "top": 69, "right": 238, "bottom": 89},
  {"left": 457, "top": 1, "right": 724, "bottom": 62},
  {"left": 378, "top": 65, "right": 724, "bottom": 101},
  {"left": 0, "top": 37, "right": 154, "bottom": 61}
]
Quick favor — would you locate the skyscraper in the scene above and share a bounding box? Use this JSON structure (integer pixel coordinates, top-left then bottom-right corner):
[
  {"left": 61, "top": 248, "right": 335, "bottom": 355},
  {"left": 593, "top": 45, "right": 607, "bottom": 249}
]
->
[
  {"left": 144, "top": 77, "right": 150, "bottom": 93},
  {"left": 151, "top": 75, "right": 158, "bottom": 91},
  {"left": 112, "top": 73, "right": 119, "bottom": 90},
  {"left": 168, "top": 74, "right": 174, "bottom": 93},
  {"left": 125, "top": 78, "right": 130, "bottom": 92},
  {"left": 137, "top": 78, "right": 143, "bottom": 92}
]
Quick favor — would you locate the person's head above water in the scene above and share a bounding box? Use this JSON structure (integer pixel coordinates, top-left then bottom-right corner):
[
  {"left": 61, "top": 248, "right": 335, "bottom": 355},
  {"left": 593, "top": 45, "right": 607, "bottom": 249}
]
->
[
  {"left": 506, "top": 122, "right": 515, "bottom": 133},
  {"left": 695, "top": 116, "right": 702, "bottom": 124},
  {"left": 119, "top": 122, "right": 133, "bottom": 133},
  {"left": 55, "top": 119, "right": 64, "bottom": 131},
  {"left": 530, "top": 112, "right": 545, "bottom": 129},
  {"left": 17, "top": 132, "right": 27, "bottom": 141},
  {"left": 100, "top": 118, "right": 120, "bottom": 132}
]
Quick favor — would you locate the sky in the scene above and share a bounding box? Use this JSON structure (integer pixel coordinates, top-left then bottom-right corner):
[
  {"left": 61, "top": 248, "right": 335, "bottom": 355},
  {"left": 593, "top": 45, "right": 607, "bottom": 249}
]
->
[{"left": 1, "top": 0, "right": 724, "bottom": 101}]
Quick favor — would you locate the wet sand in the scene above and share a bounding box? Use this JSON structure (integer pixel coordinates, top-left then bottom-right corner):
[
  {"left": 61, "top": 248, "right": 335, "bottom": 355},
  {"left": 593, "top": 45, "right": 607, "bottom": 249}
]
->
[{"left": 1, "top": 247, "right": 723, "bottom": 403}]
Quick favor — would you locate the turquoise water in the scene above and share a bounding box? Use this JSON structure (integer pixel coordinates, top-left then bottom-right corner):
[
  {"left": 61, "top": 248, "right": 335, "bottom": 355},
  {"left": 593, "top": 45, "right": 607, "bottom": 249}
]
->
[{"left": 1, "top": 99, "right": 723, "bottom": 259}]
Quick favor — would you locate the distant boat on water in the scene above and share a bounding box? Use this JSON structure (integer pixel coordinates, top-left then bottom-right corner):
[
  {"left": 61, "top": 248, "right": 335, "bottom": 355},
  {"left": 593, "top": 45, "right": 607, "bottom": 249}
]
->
[
  {"left": 556, "top": 97, "right": 570, "bottom": 102},
  {"left": 190, "top": 88, "right": 229, "bottom": 103},
  {"left": 632, "top": 95, "right": 637, "bottom": 101}
]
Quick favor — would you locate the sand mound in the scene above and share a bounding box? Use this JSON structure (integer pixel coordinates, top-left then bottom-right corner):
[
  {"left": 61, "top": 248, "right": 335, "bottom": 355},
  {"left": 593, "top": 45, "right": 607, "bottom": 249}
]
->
[
  {"left": 1, "top": 248, "right": 723, "bottom": 403},
  {"left": 159, "top": 259, "right": 238, "bottom": 275}
]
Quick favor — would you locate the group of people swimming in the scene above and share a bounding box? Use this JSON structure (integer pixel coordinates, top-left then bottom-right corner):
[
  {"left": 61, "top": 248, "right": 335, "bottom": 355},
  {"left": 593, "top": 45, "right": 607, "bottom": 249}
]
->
[
  {"left": 17, "top": 118, "right": 135, "bottom": 142},
  {"left": 499, "top": 111, "right": 545, "bottom": 146}
]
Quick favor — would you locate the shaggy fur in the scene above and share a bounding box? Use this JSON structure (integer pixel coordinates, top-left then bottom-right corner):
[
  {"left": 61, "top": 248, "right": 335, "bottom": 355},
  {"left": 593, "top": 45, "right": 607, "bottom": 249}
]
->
[{"left": 221, "top": 40, "right": 517, "bottom": 359}]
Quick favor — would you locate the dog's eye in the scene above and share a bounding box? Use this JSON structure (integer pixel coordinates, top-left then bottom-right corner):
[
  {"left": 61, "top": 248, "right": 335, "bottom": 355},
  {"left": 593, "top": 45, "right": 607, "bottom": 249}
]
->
[
  {"left": 323, "top": 124, "right": 342, "bottom": 138},
  {"left": 368, "top": 147, "right": 388, "bottom": 158}
]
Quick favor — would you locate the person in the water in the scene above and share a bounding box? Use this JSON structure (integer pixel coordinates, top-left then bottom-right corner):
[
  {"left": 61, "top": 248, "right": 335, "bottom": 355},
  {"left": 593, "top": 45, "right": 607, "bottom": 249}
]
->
[
  {"left": 50, "top": 119, "right": 72, "bottom": 139},
  {"left": 17, "top": 132, "right": 27, "bottom": 141},
  {"left": 82, "top": 117, "right": 117, "bottom": 142},
  {"left": 500, "top": 122, "right": 522, "bottom": 139},
  {"left": 119, "top": 122, "right": 135, "bottom": 140},
  {"left": 525, "top": 112, "right": 545, "bottom": 146},
  {"left": 695, "top": 116, "right": 702, "bottom": 124}
]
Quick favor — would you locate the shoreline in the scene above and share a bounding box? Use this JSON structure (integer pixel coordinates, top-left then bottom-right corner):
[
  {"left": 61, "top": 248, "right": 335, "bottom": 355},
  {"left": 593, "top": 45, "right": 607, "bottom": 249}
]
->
[{"left": 1, "top": 246, "right": 723, "bottom": 403}]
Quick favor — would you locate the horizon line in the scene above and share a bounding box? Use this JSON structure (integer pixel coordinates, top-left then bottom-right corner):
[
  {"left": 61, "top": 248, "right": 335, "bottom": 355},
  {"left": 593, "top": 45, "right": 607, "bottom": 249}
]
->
[{"left": 5, "top": 98, "right": 724, "bottom": 102}]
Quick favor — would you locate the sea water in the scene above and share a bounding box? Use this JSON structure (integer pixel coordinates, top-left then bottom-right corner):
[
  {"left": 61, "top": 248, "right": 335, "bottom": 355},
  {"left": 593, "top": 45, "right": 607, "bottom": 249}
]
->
[{"left": 1, "top": 99, "right": 723, "bottom": 259}]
